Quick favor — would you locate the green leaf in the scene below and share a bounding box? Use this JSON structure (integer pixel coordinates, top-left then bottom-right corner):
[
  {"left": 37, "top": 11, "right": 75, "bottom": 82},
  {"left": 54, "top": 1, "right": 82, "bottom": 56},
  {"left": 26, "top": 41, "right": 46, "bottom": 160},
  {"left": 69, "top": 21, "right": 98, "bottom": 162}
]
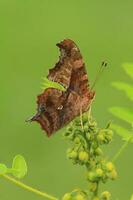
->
[
  {"left": 110, "top": 123, "right": 133, "bottom": 142},
  {"left": 122, "top": 63, "right": 133, "bottom": 79},
  {"left": 112, "top": 82, "right": 133, "bottom": 101},
  {"left": 12, "top": 155, "right": 27, "bottom": 179},
  {"left": 0, "top": 164, "right": 7, "bottom": 175},
  {"left": 42, "top": 77, "right": 66, "bottom": 92},
  {"left": 109, "top": 107, "right": 133, "bottom": 124}
]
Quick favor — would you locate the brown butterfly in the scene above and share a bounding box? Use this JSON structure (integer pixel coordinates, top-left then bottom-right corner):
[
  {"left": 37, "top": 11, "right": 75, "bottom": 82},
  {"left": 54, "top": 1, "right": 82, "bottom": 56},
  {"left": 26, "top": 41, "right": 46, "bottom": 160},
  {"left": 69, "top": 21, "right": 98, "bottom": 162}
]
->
[{"left": 28, "top": 39, "right": 95, "bottom": 136}]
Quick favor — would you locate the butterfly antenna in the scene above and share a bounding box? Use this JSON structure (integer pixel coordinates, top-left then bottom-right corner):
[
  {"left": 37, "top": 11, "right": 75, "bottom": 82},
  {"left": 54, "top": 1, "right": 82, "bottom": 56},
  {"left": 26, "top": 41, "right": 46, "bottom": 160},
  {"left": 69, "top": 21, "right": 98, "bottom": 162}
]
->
[{"left": 90, "top": 61, "right": 108, "bottom": 90}]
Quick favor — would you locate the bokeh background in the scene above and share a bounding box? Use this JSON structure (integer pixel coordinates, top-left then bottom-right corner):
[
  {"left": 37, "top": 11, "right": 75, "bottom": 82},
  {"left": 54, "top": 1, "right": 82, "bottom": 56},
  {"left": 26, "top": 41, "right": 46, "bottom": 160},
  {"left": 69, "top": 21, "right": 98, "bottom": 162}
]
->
[{"left": 0, "top": 0, "right": 133, "bottom": 199}]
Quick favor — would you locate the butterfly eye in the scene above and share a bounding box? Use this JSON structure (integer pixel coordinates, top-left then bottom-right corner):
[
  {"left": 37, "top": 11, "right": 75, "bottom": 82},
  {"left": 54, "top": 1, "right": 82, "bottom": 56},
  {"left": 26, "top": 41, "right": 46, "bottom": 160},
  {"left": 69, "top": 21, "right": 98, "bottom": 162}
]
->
[{"left": 57, "top": 105, "right": 63, "bottom": 110}]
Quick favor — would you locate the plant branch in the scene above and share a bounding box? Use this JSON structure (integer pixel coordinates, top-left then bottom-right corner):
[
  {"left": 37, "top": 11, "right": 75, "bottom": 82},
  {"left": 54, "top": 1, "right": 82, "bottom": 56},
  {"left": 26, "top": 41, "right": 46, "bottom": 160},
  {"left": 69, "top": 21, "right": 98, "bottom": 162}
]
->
[{"left": 2, "top": 174, "right": 58, "bottom": 200}]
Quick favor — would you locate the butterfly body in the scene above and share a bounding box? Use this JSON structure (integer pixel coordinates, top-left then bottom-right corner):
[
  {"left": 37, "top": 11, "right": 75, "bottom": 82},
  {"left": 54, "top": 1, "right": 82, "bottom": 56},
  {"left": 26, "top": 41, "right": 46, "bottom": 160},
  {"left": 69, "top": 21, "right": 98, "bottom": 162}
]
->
[{"left": 29, "top": 39, "right": 95, "bottom": 136}]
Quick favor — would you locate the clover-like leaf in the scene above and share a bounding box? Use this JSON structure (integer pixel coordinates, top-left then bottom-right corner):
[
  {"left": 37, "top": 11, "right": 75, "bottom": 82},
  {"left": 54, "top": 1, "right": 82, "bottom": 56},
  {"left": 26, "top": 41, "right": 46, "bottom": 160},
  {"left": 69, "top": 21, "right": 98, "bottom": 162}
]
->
[
  {"left": 110, "top": 63, "right": 133, "bottom": 141},
  {"left": 131, "top": 194, "right": 133, "bottom": 200},
  {"left": 0, "top": 164, "right": 7, "bottom": 175},
  {"left": 110, "top": 123, "right": 133, "bottom": 142},
  {"left": 42, "top": 77, "right": 66, "bottom": 92},
  {"left": 12, "top": 155, "right": 27, "bottom": 179},
  {"left": 112, "top": 82, "right": 133, "bottom": 101},
  {"left": 123, "top": 63, "right": 133, "bottom": 80},
  {"left": 109, "top": 107, "right": 133, "bottom": 125}
]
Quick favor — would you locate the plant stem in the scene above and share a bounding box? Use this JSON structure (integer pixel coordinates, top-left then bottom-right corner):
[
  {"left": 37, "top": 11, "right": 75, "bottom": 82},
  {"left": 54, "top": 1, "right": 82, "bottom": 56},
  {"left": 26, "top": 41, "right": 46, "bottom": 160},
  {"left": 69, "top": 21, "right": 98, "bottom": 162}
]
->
[
  {"left": 2, "top": 174, "right": 58, "bottom": 200},
  {"left": 112, "top": 136, "right": 132, "bottom": 163},
  {"left": 91, "top": 181, "right": 99, "bottom": 200}
]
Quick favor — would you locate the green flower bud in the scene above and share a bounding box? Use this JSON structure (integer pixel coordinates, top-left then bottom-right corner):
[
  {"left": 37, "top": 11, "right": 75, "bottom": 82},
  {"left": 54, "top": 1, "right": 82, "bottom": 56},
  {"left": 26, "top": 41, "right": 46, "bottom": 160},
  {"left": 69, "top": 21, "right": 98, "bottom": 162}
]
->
[
  {"left": 101, "top": 191, "right": 111, "bottom": 200},
  {"left": 67, "top": 147, "right": 73, "bottom": 153},
  {"left": 82, "top": 114, "right": 88, "bottom": 124},
  {"left": 74, "top": 137, "right": 81, "bottom": 144},
  {"left": 92, "top": 141, "right": 98, "bottom": 149},
  {"left": 101, "top": 129, "right": 113, "bottom": 144},
  {"left": 79, "top": 151, "right": 89, "bottom": 163},
  {"left": 75, "top": 194, "right": 85, "bottom": 200},
  {"left": 62, "top": 193, "right": 72, "bottom": 200},
  {"left": 95, "top": 148, "right": 103, "bottom": 156},
  {"left": 107, "top": 130, "right": 113, "bottom": 137},
  {"left": 96, "top": 168, "right": 104, "bottom": 177},
  {"left": 100, "top": 159, "right": 106, "bottom": 170},
  {"left": 86, "top": 132, "right": 91, "bottom": 140},
  {"left": 105, "top": 135, "right": 112, "bottom": 143},
  {"left": 67, "top": 150, "right": 78, "bottom": 159},
  {"left": 87, "top": 172, "right": 98, "bottom": 182},
  {"left": 84, "top": 125, "right": 89, "bottom": 132},
  {"left": 108, "top": 169, "right": 117, "bottom": 180},
  {"left": 97, "top": 131, "right": 105, "bottom": 144},
  {"left": 89, "top": 120, "right": 97, "bottom": 130},
  {"left": 89, "top": 182, "right": 97, "bottom": 192},
  {"left": 101, "top": 174, "right": 108, "bottom": 183},
  {"left": 89, "top": 160, "right": 96, "bottom": 168},
  {"left": 106, "top": 162, "right": 114, "bottom": 172}
]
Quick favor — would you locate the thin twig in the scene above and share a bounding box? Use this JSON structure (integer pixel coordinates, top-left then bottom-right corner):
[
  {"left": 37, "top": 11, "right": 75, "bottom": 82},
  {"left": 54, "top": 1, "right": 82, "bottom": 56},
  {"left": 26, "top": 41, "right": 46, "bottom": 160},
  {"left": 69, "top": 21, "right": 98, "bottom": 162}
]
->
[
  {"left": 80, "top": 107, "right": 84, "bottom": 131},
  {"left": 2, "top": 174, "right": 58, "bottom": 200},
  {"left": 112, "top": 136, "right": 133, "bottom": 163}
]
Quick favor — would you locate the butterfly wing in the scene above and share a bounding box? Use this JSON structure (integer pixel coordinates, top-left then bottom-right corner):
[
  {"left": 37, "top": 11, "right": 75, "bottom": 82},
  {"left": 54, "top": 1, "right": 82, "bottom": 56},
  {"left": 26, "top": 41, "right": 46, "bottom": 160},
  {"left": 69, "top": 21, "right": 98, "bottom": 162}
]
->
[{"left": 29, "top": 39, "right": 95, "bottom": 136}]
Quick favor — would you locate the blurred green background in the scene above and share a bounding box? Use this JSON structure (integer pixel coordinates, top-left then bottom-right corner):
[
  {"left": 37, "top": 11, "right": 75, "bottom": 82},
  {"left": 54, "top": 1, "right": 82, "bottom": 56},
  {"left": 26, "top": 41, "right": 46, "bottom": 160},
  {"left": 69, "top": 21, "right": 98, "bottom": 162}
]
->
[{"left": 0, "top": 0, "right": 133, "bottom": 199}]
